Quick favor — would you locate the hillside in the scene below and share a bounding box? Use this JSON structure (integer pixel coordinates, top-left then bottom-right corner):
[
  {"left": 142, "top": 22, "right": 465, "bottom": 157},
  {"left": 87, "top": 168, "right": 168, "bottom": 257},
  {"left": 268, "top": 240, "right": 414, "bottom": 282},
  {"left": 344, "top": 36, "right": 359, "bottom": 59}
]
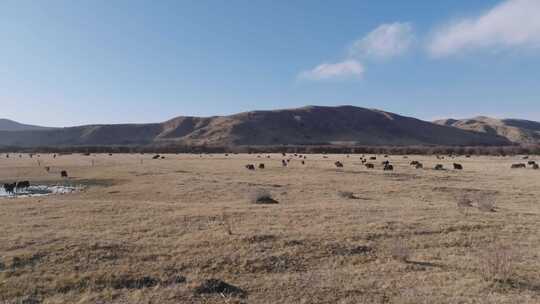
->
[
  {"left": 0, "top": 106, "right": 511, "bottom": 147},
  {"left": 0, "top": 119, "right": 52, "bottom": 131},
  {"left": 434, "top": 116, "right": 540, "bottom": 144}
]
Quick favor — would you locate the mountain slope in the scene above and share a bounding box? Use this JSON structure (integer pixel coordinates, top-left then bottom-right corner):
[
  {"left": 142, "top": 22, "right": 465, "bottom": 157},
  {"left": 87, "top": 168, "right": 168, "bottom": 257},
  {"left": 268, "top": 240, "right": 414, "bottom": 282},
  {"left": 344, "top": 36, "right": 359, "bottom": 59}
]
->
[
  {"left": 0, "top": 119, "right": 52, "bottom": 131},
  {"left": 434, "top": 116, "right": 540, "bottom": 144},
  {"left": 0, "top": 106, "right": 511, "bottom": 147}
]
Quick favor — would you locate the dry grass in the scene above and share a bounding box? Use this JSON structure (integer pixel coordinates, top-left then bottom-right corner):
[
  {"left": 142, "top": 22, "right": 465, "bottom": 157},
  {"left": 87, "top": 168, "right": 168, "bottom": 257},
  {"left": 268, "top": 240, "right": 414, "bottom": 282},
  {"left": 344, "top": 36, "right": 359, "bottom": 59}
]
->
[
  {"left": 479, "top": 242, "right": 521, "bottom": 284},
  {"left": 478, "top": 198, "right": 497, "bottom": 212},
  {"left": 0, "top": 153, "right": 539, "bottom": 303},
  {"left": 388, "top": 239, "right": 411, "bottom": 262},
  {"left": 221, "top": 211, "right": 234, "bottom": 236}
]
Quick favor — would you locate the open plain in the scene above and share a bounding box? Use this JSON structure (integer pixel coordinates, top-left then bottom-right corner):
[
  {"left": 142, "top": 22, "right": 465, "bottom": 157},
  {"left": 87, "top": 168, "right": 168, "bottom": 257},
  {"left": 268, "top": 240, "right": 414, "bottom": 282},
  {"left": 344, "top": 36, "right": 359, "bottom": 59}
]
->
[{"left": 1, "top": 153, "right": 540, "bottom": 304}]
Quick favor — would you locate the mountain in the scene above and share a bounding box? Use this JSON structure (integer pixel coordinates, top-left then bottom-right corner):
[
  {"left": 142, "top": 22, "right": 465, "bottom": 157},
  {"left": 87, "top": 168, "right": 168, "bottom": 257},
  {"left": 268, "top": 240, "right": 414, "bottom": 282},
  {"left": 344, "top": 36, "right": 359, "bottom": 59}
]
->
[
  {"left": 434, "top": 116, "right": 540, "bottom": 144},
  {"left": 0, "top": 106, "right": 511, "bottom": 147},
  {"left": 0, "top": 119, "right": 52, "bottom": 131}
]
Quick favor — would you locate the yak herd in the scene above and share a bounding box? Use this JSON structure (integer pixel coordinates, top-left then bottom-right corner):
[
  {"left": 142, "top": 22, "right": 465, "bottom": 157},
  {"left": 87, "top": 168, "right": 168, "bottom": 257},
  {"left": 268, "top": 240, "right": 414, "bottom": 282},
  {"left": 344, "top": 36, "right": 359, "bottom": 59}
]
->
[
  {"left": 243, "top": 154, "right": 469, "bottom": 172},
  {"left": 512, "top": 161, "right": 539, "bottom": 169},
  {"left": 2, "top": 181, "right": 30, "bottom": 194},
  {"left": 3, "top": 169, "right": 69, "bottom": 195},
  {"left": 2, "top": 153, "right": 70, "bottom": 195},
  {"left": 243, "top": 153, "right": 540, "bottom": 172},
  {"left": 1, "top": 151, "right": 539, "bottom": 195}
]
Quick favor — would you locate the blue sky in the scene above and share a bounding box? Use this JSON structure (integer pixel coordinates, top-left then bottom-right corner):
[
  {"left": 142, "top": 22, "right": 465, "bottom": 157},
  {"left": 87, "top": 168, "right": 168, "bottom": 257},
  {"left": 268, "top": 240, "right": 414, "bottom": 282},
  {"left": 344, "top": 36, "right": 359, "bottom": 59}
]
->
[{"left": 1, "top": 0, "right": 539, "bottom": 127}]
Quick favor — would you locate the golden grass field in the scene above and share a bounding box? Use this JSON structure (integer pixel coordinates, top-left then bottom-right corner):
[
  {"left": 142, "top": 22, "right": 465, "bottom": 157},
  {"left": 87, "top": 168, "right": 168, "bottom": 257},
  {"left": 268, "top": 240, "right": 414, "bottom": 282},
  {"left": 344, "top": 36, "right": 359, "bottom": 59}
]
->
[{"left": 1, "top": 153, "right": 540, "bottom": 304}]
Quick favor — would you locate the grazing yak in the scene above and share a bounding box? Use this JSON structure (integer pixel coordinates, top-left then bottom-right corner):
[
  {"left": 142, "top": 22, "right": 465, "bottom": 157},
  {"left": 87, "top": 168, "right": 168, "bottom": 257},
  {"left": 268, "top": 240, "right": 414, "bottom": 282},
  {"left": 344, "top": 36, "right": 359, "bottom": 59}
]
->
[
  {"left": 370, "top": 156, "right": 377, "bottom": 160},
  {"left": 365, "top": 163, "right": 375, "bottom": 169},
  {"left": 61, "top": 170, "right": 69, "bottom": 178},
  {"left": 282, "top": 160, "right": 288, "bottom": 167},
  {"left": 258, "top": 163, "right": 265, "bottom": 169},
  {"left": 528, "top": 161, "right": 536, "bottom": 166},
  {"left": 383, "top": 164, "right": 393, "bottom": 171},
  {"left": 334, "top": 161, "right": 344, "bottom": 168},
  {"left": 415, "top": 163, "right": 424, "bottom": 169},
  {"left": 453, "top": 163, "right": 463, "bottom": 170},
  {"left": 3, "top": 183, "right": 16, "bottom": 194},
  {"left": 434, "top": 164, "right": 444, "bottom": 170},
  {"left": 245, "top": 164, "right": 255, "bottom": 170},
  {"left": 152, "top": 154, "right": 161, "bottom": 159},
  {"left": 410, "top": 160, "right": 420, "bottom": 166},
  {"left": 16, "top": 181, "right": 30, "bottom": 191},
  {"left": 511, "top": 163, "right": 526, "bottom": 169}
]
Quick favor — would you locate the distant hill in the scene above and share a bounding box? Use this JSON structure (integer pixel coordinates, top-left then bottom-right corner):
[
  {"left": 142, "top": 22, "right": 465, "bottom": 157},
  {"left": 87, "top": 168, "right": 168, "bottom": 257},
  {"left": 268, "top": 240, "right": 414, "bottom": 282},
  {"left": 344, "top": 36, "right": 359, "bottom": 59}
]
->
[
  {"left": 0, "top": 106, "right": 511, "bottom": 147},
  {"left": 434, "top": 116, "right": 540, "bottom": 144},
  {"left": 0, "top": 119, "right": 52, "bottom": 131}
]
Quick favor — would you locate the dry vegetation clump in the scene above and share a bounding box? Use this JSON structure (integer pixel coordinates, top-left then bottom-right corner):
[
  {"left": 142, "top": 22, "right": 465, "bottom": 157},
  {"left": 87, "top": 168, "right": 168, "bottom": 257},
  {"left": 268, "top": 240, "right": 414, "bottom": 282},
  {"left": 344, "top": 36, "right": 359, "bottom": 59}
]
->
[
  {"left": 337, "top": 190, "right": 359, "bottom": 199},
  {"left": 478, "top": 243, "right": 521, "bottom": 284},
  {"left": 458, "top": 193, "right": 497, "bottom": 213},
  {"left": 193, "top": 279, "right": 246, "bottom": 297},
  {"left": 248, "top": 189, "right": 279, "bottom": 204},
  {"left": 477, "top": 196, "right": 497, "bottom": 212},
  {"left": 456, "top": 195, "right": 475, "bottom": 216},
  {"left": 243, "top": 234, "right": 277, "bottom": 243},
  {"left": 478, "top": 200, "right": 496, "bottom": 212},
  {"left": 388, "top": 239, "right": 411, "bottom": 262},
  {"left": 13, "top": 295, "right": 41, "bottom": 304},
  {"left": 221, "top": 211, "right": 234, "bottom": 235},
  {"left": 457, "top": 196, "right": 474, "bottom": 209}
]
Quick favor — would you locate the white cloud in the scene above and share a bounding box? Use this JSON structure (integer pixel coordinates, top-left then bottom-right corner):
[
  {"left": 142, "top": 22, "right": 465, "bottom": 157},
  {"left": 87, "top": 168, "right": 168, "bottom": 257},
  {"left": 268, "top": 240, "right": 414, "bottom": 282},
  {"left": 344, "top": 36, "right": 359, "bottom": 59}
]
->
[
  {"left": 298, "top": 22, "right": 411, "bottom": 81},
  {"left": 350, "top": 22, "right": 415, "bottom": 59},
  {"left": 428, "top": 0, "right": 540, "bottom": 56},
  {"left": 299, "top": 60, "right": 364, "bottom": 80}
]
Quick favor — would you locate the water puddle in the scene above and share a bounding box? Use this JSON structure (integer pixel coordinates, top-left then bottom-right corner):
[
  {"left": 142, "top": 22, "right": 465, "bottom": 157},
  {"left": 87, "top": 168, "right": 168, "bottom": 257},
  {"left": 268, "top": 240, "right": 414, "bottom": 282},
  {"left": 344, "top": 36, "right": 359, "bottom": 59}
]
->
[{"left": 0, "top": 185, "right": 84, "bottom": 198}]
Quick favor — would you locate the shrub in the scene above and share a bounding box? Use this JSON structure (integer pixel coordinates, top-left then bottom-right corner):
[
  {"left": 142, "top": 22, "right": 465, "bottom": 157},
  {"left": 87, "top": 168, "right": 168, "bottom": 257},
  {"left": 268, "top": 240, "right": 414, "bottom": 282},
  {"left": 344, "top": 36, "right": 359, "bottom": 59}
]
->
[
  {"left": 479, "top": 243, "right": 519, "bottom": 283},
  {"left": 337, "top": 191, "right": 358, "bottom": 199},
  {"left": 193, "top": 279, "right": 246, "bottom": 297},
  {"left": 249, "top": 189, "right": 279, "bottom": 204}
]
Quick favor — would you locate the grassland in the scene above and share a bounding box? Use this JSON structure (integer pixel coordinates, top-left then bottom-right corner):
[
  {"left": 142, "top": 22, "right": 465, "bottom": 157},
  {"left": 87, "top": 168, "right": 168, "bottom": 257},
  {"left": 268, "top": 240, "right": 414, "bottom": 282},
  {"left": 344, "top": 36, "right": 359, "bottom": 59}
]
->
[{"left": 0, "top": 153, "right": 539, "bottom": 303}]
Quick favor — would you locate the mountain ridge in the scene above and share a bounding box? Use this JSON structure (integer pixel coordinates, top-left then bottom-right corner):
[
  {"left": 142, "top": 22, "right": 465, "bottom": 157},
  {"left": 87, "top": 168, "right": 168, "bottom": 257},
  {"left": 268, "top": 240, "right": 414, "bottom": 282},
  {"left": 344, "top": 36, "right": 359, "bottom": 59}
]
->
[
  {"left": 433, "top": 116, "right": 540, "bottom": 144},
  {"left": 0, "top": 106, "right": 512, "bottom": 147},
  {"left": 0, "top": 119, "right": 53, "bottom": 132}
]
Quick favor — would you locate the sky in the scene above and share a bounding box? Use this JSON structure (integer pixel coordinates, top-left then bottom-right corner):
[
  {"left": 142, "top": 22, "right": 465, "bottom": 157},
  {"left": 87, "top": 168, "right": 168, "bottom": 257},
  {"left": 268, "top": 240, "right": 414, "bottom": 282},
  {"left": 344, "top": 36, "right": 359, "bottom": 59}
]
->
[{"left": 1, "top": 0, "right": 540, "bottom": 127}]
